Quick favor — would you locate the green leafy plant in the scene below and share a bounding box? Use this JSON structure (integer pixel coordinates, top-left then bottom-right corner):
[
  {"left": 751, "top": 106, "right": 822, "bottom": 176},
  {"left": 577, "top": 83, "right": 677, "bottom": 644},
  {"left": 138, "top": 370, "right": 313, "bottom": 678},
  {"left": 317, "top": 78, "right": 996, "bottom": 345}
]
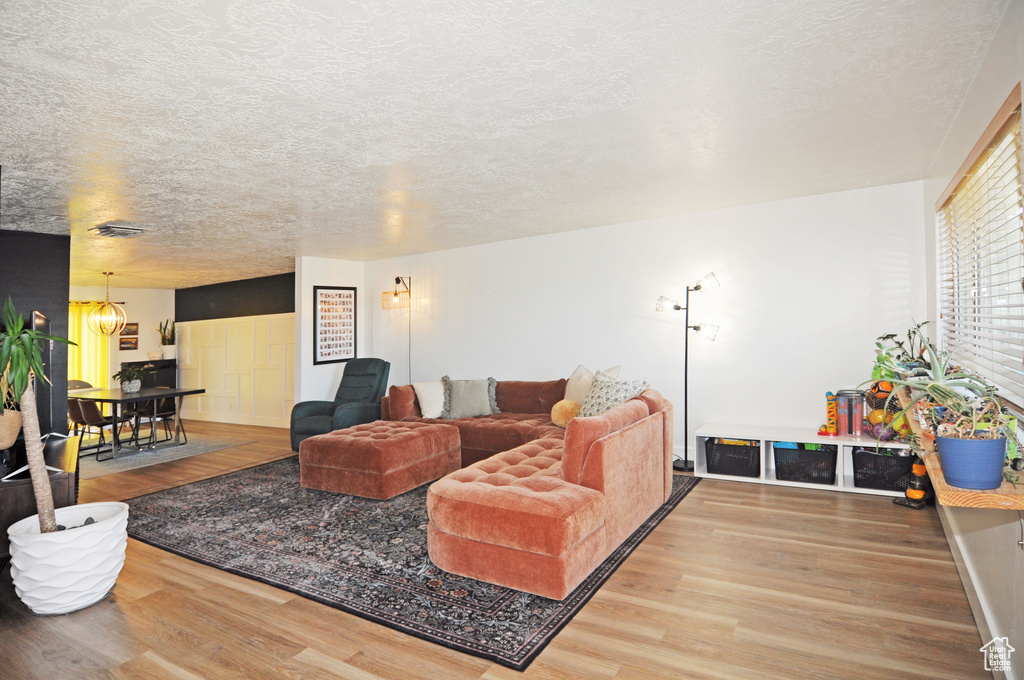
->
[
  {"left": 0, "top": 297, "right": 75, "bottom": 533},
  {"left": 873, "top": 327, "right": 1016, "bottom": 443},
  {"left": 157, "top": 319, "right": 175, "bottom": 346},
  {"left": 873, "top": 321, "right": 931, "bottom": 379},
  {"left": 112, "top": 364, "right": 151, "bottom": 384}
]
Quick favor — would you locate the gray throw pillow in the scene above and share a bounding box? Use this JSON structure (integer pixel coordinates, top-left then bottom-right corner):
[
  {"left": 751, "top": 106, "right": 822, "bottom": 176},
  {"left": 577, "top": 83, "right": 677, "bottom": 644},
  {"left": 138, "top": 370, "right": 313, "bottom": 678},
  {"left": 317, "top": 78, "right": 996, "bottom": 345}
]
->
[{"left": 441, "top": 376, "right": 498, "bottom": 419}]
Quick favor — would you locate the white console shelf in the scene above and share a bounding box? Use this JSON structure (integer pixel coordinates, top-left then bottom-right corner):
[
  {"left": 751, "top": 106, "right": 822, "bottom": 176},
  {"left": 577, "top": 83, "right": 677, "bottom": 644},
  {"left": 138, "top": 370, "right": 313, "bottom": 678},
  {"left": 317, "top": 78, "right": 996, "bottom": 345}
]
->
[{"left": 694, "top": 424, "right": 911, "bottom": 497}]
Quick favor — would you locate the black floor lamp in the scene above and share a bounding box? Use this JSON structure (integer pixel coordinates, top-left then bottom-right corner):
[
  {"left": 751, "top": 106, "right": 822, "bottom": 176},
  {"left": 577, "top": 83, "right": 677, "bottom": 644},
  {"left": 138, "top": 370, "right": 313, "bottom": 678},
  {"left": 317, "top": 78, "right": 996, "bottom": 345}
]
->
[{"left": 657, "top": 272, "right": 720, "bottom": 473}]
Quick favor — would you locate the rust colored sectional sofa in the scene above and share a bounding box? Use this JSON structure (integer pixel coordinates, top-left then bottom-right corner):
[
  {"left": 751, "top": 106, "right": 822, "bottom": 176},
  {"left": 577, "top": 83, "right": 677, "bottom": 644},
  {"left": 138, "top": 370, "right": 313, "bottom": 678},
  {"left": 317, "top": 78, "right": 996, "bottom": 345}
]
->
[{"left": 381, "top": 379, "right": 673, "bottom": 600}]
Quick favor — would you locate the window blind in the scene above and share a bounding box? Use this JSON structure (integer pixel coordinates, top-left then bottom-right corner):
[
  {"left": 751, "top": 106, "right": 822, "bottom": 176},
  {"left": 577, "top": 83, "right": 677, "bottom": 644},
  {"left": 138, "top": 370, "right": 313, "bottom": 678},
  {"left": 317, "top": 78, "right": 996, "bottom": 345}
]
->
[{"left": 937, "top": 105, "right": 1023, "bottom": 401}]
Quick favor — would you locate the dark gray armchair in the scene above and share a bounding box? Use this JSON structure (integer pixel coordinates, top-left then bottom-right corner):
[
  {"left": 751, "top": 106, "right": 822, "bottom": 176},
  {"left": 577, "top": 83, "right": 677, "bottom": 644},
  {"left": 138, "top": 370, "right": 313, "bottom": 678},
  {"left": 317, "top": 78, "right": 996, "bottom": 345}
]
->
[{"left": 290, "top": 358, "right": 391, "bottom": 451}]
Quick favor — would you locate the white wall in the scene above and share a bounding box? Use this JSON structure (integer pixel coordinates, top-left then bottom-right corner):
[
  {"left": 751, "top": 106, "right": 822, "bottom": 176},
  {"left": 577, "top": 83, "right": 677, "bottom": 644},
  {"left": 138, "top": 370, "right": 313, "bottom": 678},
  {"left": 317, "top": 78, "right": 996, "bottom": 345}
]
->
[
  {"left": 294, "top": 256, "right": 370, "bottom": 402},
  {"left": 922, "top": 3, "right": 1024, "bottom": 678},
  {"left": 69, "top": 286, "right": 175, "bottom": 386},
  {"left": 178, "top": 313, "right": 295, "bottom": 428},
  {"left": 366, "top": 179, "right": 927, "bottom": 456}
]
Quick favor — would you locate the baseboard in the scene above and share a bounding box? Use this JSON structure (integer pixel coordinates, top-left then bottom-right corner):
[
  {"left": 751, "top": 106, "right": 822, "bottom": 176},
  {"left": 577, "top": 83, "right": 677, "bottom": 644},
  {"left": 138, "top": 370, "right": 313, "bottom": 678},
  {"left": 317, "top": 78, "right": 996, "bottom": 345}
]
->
[{"left": 180, "top": 410, "right": 289, "bottom": 430}]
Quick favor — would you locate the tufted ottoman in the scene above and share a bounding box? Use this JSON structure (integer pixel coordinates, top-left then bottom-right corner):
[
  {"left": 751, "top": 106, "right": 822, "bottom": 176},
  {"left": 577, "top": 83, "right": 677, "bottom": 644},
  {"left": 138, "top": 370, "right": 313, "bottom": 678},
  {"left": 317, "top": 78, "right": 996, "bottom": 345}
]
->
[
  {"left": 426, "top": 438, "right": 607, "bottom": 600},
  {"left": 299, "top": 421, "right": 461, "bottom": 500}
]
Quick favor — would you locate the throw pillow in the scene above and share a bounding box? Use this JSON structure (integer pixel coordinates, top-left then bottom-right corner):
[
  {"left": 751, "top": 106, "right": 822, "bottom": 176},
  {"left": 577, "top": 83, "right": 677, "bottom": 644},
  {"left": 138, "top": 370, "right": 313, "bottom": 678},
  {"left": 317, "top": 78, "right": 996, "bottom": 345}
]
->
[
  {"left": 551, "top": 399, "right": 580, "bottom": 428},
  {"left": 412, "top": 381, "right": 445, "bottom": 418},
  {"left": 565, "top": 364, "right": 621, "bottom": 404},
  {"left": 441, "top": 376, "right": 499, "bottom": 419},
  {"left": 578, "top": 373, "right": 650, "bottom": 417}
]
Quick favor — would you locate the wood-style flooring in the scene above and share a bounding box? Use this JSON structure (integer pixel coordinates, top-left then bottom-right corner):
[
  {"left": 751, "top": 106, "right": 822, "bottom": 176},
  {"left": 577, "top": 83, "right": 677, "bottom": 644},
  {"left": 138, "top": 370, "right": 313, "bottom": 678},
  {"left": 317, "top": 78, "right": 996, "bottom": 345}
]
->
[{"left": 0, "top": 421, "right": 986, "bottom": 679}]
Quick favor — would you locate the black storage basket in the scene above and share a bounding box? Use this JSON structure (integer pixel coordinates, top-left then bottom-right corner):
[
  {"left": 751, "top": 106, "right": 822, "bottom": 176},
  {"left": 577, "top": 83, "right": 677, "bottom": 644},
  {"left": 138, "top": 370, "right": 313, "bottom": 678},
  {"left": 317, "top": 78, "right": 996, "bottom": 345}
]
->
[
  {"left": 852, "top": 448, "right": 915, "bottom": 491},
  {"left": 773, "top": 444, "right": 838, "bottom": 485},
  {"left": 705, "top": 439, "right": 760, "bottom": 478}
]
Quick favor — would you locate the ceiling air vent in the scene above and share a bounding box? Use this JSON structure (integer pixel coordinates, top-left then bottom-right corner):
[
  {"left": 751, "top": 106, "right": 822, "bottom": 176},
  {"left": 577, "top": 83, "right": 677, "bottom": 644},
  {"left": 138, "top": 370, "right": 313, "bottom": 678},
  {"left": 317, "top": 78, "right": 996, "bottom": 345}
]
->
[{"left": 89, "top": 220, "right": 147, "bottom": 239}]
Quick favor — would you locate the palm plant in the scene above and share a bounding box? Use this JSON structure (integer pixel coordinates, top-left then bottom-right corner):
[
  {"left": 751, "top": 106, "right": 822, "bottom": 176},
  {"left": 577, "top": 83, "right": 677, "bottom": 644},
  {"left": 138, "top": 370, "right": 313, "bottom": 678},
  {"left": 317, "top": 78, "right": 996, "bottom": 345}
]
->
[{"left": 0, "top": 297, "right": 75, "bottom": 533}]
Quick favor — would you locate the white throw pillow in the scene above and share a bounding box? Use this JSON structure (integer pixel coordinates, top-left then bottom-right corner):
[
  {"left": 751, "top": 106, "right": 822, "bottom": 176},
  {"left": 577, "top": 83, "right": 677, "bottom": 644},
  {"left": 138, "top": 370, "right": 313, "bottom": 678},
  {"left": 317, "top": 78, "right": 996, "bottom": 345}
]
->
[
  {"left": 565, "top": 364, "right": 621, "bottom": 404},
  {"left": 578, "top": 372, "right": 650, "bottom": 417},
  {"left": 413, "top": 381, "right": 445, "bottom": 418}
]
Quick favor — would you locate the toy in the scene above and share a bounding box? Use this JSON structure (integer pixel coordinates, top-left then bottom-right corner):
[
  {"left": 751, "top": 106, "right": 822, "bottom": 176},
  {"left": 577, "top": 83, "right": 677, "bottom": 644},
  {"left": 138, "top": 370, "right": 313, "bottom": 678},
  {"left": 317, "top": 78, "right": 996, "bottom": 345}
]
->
[
  {"left": 867, "top": 380, "right": 893, "bottom": 409},
  {"left": 819, "top": 392, "right": 838, "bottom": 436},
  {"left": 867, "top": 409, "right": 886, "bottom": 426},
  {"left": 893, "top": 457, "right": 933, "bottom": 509}
]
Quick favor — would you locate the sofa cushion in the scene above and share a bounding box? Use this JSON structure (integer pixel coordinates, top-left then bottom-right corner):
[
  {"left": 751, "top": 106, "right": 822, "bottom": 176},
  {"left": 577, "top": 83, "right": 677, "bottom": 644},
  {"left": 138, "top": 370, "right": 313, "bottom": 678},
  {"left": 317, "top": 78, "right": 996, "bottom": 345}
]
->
[
  {"left": 384, "top": 384, "right": 420, "bottom": 420},
  {"left": 461, "top": 438, "right": 566, "bottom": 479},
  {"left": 495, "top": 379, "right": 568, "bottom": 414},
  {"left": 428, "top": 467, "right": 604, "bottom": 557},
  {"left": 442, "top": 376, "right": 498, "bottom": 418},
  {"left": 299, "top": 421, "right": 460, "bottom": 475},
  {"left": 578, "top": 373, "right": 650, "bottom": 417},
  {"left": 406, "top": 413, "right": 564, "bottom": 455}
]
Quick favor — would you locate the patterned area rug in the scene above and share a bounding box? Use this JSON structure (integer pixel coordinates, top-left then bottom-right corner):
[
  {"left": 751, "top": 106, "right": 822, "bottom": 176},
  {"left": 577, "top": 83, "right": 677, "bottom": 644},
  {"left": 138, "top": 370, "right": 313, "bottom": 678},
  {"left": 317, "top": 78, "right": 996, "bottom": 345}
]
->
[
  {"left": 125, "top": 457, "right": 699, "bottom": 670},
  {"left": 79, "top": 434, "right": 255, "bottom": 479}
]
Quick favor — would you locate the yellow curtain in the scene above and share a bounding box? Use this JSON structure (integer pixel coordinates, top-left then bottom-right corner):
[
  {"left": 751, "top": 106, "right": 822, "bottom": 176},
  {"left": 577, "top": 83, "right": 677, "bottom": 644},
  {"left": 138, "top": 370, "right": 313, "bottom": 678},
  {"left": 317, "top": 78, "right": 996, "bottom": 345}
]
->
[{"left": 68, "top": 302, "right": 109, "bottom": 389}]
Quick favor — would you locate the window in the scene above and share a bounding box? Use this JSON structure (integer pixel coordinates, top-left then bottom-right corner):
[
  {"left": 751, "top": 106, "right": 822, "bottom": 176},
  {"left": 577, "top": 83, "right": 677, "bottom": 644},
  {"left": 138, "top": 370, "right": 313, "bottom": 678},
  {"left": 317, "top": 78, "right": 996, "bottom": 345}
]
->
[{"left": 937, "top": 85, "right": 1023, "bottom": 402}]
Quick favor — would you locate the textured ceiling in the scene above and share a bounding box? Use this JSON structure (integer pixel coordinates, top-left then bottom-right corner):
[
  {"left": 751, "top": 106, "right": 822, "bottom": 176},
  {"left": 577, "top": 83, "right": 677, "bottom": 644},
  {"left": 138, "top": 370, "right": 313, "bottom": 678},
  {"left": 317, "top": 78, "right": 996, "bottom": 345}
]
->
[{"left": 0, "top": 0, "right": 1009, "bottom": 288}]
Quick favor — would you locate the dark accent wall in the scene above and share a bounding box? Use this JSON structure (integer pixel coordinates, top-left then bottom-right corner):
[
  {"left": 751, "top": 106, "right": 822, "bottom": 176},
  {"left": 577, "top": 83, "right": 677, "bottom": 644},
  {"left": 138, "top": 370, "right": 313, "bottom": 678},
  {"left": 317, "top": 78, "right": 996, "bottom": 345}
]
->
[
  {"left": 0, "top": 230, "right": 71, "bottom": 435},
  {"left": 175, "top": 272, "right": 295, "bottom": 322}
]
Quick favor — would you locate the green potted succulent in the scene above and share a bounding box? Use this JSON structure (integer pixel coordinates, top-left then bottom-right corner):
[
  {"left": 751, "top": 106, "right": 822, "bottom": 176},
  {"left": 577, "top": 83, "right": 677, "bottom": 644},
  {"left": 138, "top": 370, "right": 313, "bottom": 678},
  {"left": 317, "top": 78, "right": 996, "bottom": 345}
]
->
[
  {"left": 158, "top": 319, "right": 176, "bottom": 360},
  {"left": 876, "top": 327, "right": 1016, "bottom": 490},
  {"left": 1, "top": 297, "right": 130, "bottom": 615},
  {"left": 112, "top": 364, "right": 151, "bottom": 393}
]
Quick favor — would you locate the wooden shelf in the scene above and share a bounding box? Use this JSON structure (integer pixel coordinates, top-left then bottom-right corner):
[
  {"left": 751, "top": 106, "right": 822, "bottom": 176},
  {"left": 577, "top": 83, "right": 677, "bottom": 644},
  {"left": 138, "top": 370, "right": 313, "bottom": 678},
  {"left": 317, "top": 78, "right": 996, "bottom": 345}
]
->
[
  {"left": 920, "top": 444, "right": 1024, "bottom": 510},
  {"left": 895, "top": 388, "right": 1024, "bottom": 509}
]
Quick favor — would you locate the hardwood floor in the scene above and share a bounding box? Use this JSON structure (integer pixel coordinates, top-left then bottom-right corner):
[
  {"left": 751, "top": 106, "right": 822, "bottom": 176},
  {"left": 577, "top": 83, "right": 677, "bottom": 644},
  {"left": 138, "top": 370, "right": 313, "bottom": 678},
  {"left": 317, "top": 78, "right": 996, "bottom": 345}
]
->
[{"left": 0, "top": 422, "right": 986, "bottom": 679}]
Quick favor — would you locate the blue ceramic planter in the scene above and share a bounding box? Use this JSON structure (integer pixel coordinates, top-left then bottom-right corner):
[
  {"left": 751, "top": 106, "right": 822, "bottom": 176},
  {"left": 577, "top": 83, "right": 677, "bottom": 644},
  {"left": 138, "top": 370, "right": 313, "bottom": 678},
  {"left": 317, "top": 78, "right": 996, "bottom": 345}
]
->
[{"left": 935, "top": 436, "right": 1006, "bottom": 490}]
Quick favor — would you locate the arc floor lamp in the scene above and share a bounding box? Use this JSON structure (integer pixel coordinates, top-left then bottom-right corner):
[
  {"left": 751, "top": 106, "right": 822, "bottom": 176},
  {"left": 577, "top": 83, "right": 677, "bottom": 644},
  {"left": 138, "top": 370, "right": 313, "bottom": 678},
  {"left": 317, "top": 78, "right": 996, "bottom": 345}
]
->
[{"left": 657, "top": 272, "right": 720, "bottom": 472}]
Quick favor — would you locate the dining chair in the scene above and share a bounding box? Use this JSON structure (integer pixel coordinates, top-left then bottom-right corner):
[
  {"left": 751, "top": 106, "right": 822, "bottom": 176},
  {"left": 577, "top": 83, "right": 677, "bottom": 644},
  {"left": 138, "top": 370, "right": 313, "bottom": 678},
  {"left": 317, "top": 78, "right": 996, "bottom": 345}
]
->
[
  {"left": 75, "top": 399, "right": 114, "bottom": 456},
  {"left": 155, "top": 397, "right": 187, "bottom": 444}
]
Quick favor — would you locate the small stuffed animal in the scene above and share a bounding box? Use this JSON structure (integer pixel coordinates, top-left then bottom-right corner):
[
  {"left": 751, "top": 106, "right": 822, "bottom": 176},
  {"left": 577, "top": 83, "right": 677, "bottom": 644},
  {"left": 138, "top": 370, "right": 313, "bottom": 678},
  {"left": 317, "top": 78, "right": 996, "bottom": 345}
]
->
[{"left": 551, "top": 399, "right": 580, "bottom": 428}]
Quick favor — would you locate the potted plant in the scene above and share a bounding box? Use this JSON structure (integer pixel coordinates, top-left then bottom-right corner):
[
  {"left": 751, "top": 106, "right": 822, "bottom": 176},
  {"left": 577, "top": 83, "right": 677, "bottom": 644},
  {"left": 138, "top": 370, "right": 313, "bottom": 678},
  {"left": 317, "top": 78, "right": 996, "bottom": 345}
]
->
[
  {"left": 0, "top": 297, "right": 129, "bottom": 615},
  {"left": 876, "top": 328, "right": 1016, "bottom": 490},
  {"left": 112, "top": 364, "right": 150, "bottom": 393},
  {"left": 0, "top": 366, "right": 20, "bottom": 450},
  {"left": 158, "top": 319, "right": 176, "bottom": 360}
]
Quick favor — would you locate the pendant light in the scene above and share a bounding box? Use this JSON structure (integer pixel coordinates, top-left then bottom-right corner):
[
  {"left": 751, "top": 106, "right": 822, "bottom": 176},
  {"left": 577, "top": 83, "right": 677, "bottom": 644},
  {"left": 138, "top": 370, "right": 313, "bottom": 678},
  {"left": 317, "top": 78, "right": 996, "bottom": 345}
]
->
[{"left": 87, "top": 272, "right": 127, "bottom": 337}]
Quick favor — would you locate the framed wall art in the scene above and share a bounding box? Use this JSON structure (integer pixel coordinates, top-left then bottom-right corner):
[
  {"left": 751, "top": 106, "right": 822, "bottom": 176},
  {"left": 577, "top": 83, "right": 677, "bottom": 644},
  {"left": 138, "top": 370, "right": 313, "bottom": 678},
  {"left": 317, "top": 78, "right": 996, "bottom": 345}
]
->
[
  {"left": 119, "top": 337, "right": 138, "bottom": 351},
  {"left": 121, "top": 323, "right": 139, "bottom": 336},
  {"left": 313, "top": 286, "right": 356, "bottom": 365}
]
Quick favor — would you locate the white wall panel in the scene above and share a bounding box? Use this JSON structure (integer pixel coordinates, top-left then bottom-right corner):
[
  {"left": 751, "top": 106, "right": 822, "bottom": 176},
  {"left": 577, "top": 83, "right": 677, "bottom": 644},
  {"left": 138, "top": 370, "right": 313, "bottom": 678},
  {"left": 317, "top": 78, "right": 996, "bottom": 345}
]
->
[{"left": 178, "top": 312, "right": 295, "bottom": 428}]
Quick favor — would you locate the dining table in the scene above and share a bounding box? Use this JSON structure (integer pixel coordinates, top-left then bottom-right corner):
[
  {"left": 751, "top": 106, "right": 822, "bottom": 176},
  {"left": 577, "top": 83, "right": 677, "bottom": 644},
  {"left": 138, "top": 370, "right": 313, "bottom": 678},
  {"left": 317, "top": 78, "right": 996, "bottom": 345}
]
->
[{"left": 69, "top": 385, "right": 206, "bottom": 459}]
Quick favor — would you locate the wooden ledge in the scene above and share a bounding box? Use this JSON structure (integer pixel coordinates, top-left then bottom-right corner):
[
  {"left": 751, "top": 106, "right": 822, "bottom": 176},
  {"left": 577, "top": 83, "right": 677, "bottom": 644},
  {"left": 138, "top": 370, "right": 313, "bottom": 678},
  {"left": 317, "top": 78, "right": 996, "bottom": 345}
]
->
[{"left": 921, "top": 450, "right": 1024, "bottom": 510}]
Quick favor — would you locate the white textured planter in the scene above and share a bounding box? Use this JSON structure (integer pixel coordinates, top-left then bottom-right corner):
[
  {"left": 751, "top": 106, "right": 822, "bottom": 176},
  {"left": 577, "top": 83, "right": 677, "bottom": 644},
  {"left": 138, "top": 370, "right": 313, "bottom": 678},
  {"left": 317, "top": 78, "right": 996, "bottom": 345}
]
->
[
  {"left": 121, "top": 379, "right": 141, "bottom": 393},
  {"left": 8, "top": 502, "right": 129, "bottom": 615},
  {"left": 162, "top": 344, "right": 176, "bottom": 360}
]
